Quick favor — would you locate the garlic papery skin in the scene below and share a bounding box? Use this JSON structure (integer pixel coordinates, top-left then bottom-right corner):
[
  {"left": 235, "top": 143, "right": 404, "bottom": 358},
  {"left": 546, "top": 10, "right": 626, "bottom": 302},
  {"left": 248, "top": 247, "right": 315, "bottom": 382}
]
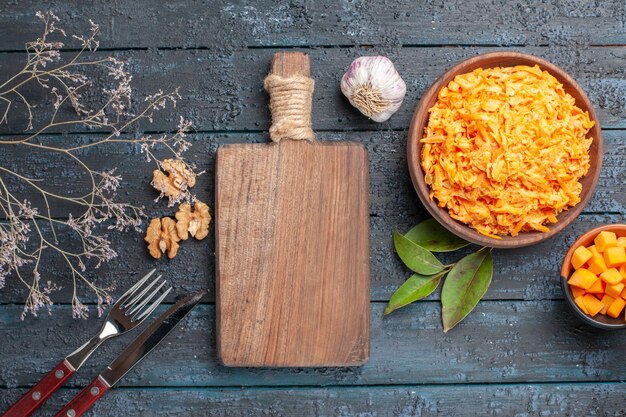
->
[{"left": 340, "top": 56, "right": 406, "bottom": 123}]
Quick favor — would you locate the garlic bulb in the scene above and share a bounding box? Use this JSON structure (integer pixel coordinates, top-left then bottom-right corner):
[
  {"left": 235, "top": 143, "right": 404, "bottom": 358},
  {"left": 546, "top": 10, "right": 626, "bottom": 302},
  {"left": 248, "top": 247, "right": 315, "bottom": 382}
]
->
[{"left": 340, "top": 56, "right": 406, "bottom": 123}]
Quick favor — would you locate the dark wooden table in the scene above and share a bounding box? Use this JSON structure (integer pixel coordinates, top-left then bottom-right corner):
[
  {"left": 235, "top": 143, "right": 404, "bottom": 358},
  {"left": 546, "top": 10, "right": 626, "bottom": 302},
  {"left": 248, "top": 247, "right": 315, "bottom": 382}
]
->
[{"left": 1, "top": 1, "right": 625, "bottom": 416}]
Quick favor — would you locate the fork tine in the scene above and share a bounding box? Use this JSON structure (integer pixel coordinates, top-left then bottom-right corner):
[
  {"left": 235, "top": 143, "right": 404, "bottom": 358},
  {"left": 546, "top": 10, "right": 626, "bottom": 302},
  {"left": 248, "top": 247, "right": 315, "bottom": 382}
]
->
[
  {"left": 127, "top": 279, "right": 167, "bottom": 317},
  {"left": 124, "top": 274, "right": 162, "bottom": 311},
  {"left": 115, "top": 269, "right": 156, "bottom": 307},
  {"left": 132, "top": 286, "right": 172, "bottom": 322}
]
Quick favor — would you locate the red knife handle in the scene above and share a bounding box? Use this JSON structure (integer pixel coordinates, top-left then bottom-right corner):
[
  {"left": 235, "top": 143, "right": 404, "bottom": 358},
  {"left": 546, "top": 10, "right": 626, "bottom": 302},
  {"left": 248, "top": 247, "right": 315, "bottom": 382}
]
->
[
  {"left": 2, "top": 359, "right": 75, "bottom": 417},
  {"left": 54, "top": 375, "right": 110, "bottom": 417}
]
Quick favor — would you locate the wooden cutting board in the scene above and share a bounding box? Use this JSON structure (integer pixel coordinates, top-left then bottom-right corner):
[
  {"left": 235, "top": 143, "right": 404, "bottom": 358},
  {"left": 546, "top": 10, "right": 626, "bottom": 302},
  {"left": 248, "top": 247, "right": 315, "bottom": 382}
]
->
[{"left": 215, "top": 52, "right": 370, "bottom": 367}]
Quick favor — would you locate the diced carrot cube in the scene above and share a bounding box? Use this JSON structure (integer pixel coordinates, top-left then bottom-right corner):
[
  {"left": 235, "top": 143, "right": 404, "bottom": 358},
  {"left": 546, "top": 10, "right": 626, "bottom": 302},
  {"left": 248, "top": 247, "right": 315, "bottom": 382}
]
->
[
  {"left": 587, "top": 245, "right": 600, "bottom": 258},
  {"left": 603, "top": 246, "right": 626, "bottom": 268},
  {"left": 617, "top": 237, "right": 626, "bottom": 248},
  {"left": 606, "top": 282, "right": 625, "bottom": 299},
  {"left": 621, "top": 287, "right": 626, "bottom": 300},
  {"left": 574, "top": 296, "right": 589, "bottom": 315},
  {"left": 572, "top": 245, "right": 593, "bottom": 269},
  {"left": 600, "top": 268, "right": 623, "bottom": 285},
  {"left": 587, "top": 279, "right": 605, "bottom": 294},
  {"left": 600, "top": 294, "right": 615, "bottom": 315},
  {"left": 568, "top": 268, "right": 598, "bottom": 290},
  {"left": 595, "top": 231, "right": 618, "bottom": 252},
  {"left": 588, "top": 256, "right": 608, "bottom": 275},
  {"left": 583, "top": 294, "right": 604, "bottom": 317},
  {"left": 570, "top": 286, "right": 586, "bottom": 298},
  {"left": 606, "top": 297, "right": 626, "bottom": 318},
  {"left": 619, "top": 263, "right": 626, "bottom": 279}
]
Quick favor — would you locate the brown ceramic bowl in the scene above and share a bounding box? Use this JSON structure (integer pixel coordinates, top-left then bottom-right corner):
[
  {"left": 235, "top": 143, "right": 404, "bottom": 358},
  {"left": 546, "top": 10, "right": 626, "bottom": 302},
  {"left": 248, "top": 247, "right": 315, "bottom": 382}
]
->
[
  {"left": 407, "top": 52, "right": 603, "bottom": 248},
  {"left": 561, "top": 224, "right": 626, "bottom": 330}
]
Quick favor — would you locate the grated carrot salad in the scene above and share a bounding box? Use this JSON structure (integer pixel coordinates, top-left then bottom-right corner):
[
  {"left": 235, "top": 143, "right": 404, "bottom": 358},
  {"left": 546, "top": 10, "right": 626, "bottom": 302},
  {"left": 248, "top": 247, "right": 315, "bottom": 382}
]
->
[{"left": 420, "top": 65, "right": 594, "bottom": 238}]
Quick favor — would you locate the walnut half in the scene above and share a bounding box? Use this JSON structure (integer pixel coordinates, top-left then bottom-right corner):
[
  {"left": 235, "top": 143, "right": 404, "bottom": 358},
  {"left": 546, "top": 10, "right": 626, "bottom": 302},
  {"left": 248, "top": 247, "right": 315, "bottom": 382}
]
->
[
  {"left": 175, "top": 201, "right": 211, "bottom": 240},
  {"left": 152, "top": 159, "right": 196, "bottom": 201},
  {"left": 145, "top": 217, "right": 181, "bottom": 259}
]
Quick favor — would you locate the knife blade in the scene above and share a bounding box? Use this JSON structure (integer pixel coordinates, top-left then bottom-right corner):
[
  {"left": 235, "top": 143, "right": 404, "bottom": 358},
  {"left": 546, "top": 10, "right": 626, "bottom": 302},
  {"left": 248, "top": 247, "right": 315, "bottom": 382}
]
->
[{"left": 54, "top": 289, "right": 206, "bottom": 417}]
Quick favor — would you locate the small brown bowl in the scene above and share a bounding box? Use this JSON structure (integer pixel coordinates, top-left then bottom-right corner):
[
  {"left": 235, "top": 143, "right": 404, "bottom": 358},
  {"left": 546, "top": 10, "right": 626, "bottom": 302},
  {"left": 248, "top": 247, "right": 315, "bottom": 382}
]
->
[
  {"left": 561, "top": 224, "right": 626, "bottom": 330},
  {"left": 407, "top": 51, "right": 603, "bottom": 248}
]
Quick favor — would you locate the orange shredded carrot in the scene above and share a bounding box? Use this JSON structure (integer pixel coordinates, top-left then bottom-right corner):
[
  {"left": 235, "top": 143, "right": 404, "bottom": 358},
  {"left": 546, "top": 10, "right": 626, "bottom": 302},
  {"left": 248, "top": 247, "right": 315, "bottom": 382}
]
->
[{"left": 420, "top": 65, "right": 594, "bottom": 238}]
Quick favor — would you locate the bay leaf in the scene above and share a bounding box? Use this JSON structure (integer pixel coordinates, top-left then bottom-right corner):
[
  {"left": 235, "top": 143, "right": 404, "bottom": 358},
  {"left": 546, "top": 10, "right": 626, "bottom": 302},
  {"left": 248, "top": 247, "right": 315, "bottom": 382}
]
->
[
  {"left": 441, "top": 248, "right": 493, "bottom": 332},
  {"left": 384, "top": 271, "right": 446, "bottom": 315},
  {"left": 404, "top": 218, "right": 469, "bottom": 252},
  {"left": 394, "top": 230, "right": 444, "bottom": 275}
]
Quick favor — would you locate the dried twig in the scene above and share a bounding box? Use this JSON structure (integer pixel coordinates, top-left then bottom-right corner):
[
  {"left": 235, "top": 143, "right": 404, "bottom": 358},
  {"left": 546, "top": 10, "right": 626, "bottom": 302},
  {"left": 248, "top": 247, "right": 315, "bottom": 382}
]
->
[{"left": 0, "top": 11, "right": 198, "bottom": 319}]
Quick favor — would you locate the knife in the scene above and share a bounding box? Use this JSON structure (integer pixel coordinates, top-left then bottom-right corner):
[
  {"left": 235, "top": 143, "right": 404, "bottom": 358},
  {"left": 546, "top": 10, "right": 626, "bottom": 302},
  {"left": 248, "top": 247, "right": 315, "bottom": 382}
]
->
[{"left": 54, "top": 289, "right": 206, "bottom": 417}]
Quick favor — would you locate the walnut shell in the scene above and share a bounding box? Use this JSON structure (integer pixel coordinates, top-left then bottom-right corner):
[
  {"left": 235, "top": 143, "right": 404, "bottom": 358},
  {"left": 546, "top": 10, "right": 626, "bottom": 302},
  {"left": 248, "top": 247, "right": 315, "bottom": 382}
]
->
[
  {"left": 145, "top": 217, "right": 180, "bottom": 259},
  {"left": 152, "top": 159, "right": 196, "bottom": 200},
  {"left": 175, "top": 201, "right": 211, "bottom": 240}
]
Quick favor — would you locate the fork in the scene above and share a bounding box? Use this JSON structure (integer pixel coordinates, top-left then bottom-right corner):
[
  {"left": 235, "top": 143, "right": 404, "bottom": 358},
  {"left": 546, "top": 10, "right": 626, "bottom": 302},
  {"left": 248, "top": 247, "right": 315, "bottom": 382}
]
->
[{"left": 2, "top": 269, "right": 171, "bottom": 417}]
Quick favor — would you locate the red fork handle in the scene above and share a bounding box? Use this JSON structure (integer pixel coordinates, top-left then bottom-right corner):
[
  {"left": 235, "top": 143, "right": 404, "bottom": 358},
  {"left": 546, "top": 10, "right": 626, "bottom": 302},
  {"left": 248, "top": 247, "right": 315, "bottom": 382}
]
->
[
  {"left": 2, "top": 359, "right": 75, "bottom": 417},
  {"left": 54, "top": 375, "right": 110, "bottom": 417}
]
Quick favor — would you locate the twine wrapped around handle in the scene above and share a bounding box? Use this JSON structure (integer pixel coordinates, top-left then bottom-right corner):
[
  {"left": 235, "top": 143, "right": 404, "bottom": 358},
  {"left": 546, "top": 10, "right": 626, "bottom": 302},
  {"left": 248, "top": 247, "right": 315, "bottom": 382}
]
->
[{"left": 264, "top": 74, "right": 316, "bottom": 142}]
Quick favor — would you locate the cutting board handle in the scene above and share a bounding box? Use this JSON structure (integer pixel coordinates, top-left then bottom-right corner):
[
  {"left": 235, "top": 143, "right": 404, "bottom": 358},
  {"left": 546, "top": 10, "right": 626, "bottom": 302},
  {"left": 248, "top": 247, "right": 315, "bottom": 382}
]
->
[{"left": 263, "top": 52, "right": 316, "bottom": 142}]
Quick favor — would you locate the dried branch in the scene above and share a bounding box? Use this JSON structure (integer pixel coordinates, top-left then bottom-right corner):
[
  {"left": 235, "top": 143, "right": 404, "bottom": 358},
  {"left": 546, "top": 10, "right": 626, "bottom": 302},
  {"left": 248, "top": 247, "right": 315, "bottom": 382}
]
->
[{"left": 0, "top": 11, "right": 198, "bottom": 319}]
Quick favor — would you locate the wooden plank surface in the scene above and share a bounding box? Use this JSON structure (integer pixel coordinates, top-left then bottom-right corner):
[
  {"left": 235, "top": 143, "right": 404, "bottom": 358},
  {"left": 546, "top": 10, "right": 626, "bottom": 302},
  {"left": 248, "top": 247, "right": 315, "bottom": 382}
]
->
[
  {"left": 1, "top": 303, "right": 625, "bottom": 388},
  {"left": 2, "top": 384, "right": 625, "bottom": 416},
  {"left": 0, "top": 131, "right": 623, "bottom": 304},
  {"left": 0, "top": 47, "right": 624, "bottom": 134},
  {"left": 0, "top": 213, "right": 623, "bottom": 305},
  {"left": 1, "top": 0, "right": 624, "bottom": 50},
  {"left": 1, "top": 0, "right": 625, "bottom": 415},
  {"left": 1, "top": 130, "right": 623, "bottom": 220}
]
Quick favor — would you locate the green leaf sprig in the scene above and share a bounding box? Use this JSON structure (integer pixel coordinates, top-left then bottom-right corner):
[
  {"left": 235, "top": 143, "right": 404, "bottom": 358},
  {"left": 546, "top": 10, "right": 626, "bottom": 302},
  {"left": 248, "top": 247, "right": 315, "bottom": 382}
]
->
[{"left": 385, "top": 219, "right": 493, "bottom": 332}]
